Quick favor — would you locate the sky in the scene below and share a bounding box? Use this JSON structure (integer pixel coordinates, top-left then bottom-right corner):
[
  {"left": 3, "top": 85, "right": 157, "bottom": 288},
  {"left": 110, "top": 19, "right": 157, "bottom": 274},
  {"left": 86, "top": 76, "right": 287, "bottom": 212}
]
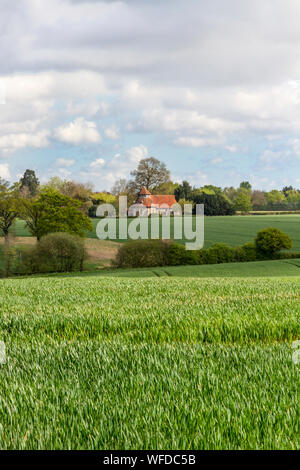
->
[{"left": 1, "top": 0, "right": 300, "bottom": 191}]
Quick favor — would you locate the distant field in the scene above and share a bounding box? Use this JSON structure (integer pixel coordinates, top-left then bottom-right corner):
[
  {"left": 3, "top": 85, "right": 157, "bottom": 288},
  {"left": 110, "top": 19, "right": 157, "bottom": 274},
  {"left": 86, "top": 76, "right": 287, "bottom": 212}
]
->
[
  {"left": 11, "top": 215, "right": 300, "bottom": 250},
  {"left": 91, "top": 258, "right": 300, "bottom": 278},
  {"left": 0, "top": 274, "right": 299, "bottom": 449},
  {"left": 88, "top": 214, "right": 300, "bottom": 250}
]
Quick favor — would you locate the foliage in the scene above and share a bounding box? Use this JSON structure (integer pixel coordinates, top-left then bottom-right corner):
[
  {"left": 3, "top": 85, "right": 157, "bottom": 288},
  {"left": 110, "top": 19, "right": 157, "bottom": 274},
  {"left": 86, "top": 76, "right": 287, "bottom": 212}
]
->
[
  {"left": 21, "top": 189, "right": 92, "bottom": 240},
  {"left": 251, "top": 190, "right": 267, "bottom": 210},
  {"left": 116, "top": 239, "right": 169, "bottom": 268},
  {"left": 239, "top": 181, "right": 252, "bottom": 191},
  {"left": 37, "top": 232, "right": 85, "bottom": 272},
  {"left": 255, "top": 227, "right": 293, "bottom": 256},
  {"left": 206, "top": 243, "right": 236, "bottom": 264},
  {"left": 192, "top": 192, "right": 235, "bottom": 216},
  {"left": 0, "top": 188, "right": 21, "bottom": 241},
  {"left": 19, "top": 169, "right": 39, "bottom": 197},
  {"left": 234, "top": 190, "right": 253, "bottom": 213},
  {"left": 130, "top": 157, "right": 170, "bottom": 191},
  {"left": 174, "top": 180, "right": 193, "bottom": 201},
  {"left": 15, "top": 233, "right": 86, "bottom": 274}
]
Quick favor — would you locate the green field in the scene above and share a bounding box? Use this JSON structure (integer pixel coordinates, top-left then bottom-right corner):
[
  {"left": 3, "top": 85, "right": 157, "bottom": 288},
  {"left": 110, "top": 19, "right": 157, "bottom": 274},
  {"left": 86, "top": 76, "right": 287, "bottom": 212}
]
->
[
  {"left": 12, "top": 214, "right": 300, "bottom": 250},
  {"left": 0, "top": 272, "right": 299, "bottom": 449}
]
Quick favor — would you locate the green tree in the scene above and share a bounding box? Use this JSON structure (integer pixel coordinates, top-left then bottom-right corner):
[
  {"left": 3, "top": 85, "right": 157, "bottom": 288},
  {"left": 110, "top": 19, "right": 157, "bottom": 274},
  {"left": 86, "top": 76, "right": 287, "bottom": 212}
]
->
[
  {"left": 0, "top": 187, "right": 21, "bottom": 245},
  {"left": 152, "top": 180, "right": 178, "bottom": 195},
  {"left": 174, "top": 181, "right": 193, "bottom": 201},
  {"left": 21, "top": 189, "right": 92, "bottom": 240},
  {"left": 286, "top": 190, "right": 300, "bottom": 208},
  {"left": 130, "top": 157, "right": 170, "bottom": 191},
  {"left": 20, "top": 169, "right": 40, "bottom": 197},
  {"left": 266, "top": 190, "right": 285, "bottom": 205},
  {"left": 234, "top": 190, "right": 253, "bottom": 213},
  {"left": 255, "top": 228, "right": 292, "bottom": 257},
  {"left": 239, "top": 181, "right": 252, "bottom": 191},
  {"left": 251, "top": 190, "right": 267, "bottom": 210},
  {"left": 192, "top": 192, "right": 235, "bottom": 216}
]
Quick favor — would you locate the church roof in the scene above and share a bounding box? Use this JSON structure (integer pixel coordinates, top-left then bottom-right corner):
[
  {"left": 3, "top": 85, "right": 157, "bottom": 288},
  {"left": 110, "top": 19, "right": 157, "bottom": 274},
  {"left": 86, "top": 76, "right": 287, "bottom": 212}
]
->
[{"left": 139, "top": 186, "right": 151, "bottom": 195}]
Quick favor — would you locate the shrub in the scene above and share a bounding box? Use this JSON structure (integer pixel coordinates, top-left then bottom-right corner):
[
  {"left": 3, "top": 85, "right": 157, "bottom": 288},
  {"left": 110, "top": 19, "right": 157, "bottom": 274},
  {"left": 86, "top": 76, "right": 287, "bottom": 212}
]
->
[
  {"left": 255, "top": 227, "right": 292, "bottom": 257},
  {"left": 235, "top": 242, "right": 257, "bottom": 262},
  {"left": 14, "top": 245, "right": 41, "bottom": 275},
  {"left": 165, "top": 243, "right": 186, "bottom": 266},
  {"left": 197, "top": 248, "right": 209, "bottom": 265},
  {"left": 116, "top": 240, "right": 169, "bottom": 268},
  {"left": 36, "top": 232, "right": 86, "bottom": 272},
  {"left": 206, "top": 243, "right": 236, "bottom": 264},
  {"left": 165, "top": 243, "right": 199, "bottom": 266}
]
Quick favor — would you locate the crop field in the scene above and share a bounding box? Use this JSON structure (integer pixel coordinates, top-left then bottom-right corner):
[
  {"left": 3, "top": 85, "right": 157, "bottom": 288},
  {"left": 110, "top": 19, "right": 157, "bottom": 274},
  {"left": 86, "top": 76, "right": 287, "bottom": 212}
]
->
[
  {"left": 0, "top": 274, "right": 299, "bottom": 449},
  {"left": 10, "top": 214, "right": 300, "bottom": 250}
]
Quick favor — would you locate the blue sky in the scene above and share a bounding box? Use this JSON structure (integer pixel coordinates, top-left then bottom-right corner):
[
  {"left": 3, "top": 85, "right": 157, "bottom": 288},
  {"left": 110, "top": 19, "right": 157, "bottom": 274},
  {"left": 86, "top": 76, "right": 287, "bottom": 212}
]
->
[{"left": 1, "top": 0, "right": 300, "bottom": 191}]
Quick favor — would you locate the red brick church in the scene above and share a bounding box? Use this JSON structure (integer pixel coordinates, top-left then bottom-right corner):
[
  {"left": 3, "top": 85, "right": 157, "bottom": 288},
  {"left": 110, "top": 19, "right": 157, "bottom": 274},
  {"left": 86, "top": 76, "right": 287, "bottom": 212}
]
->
[{"left": 128, "top": 187, "right": 180, "bottom": 216}]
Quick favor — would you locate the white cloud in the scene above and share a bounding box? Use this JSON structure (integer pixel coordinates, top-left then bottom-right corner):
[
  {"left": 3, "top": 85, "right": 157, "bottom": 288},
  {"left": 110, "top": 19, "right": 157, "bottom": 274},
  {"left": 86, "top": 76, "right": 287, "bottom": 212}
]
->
[
  {"left": 55, "top": 158, "right": 75, "bottom": 167},
  {"left": 54, "top": 118, "right": 101, "bottom": 145},
  {"left": 0, "top": 131, "right": 50, "bottom": 155},
  {"left": 0, "top": 163, "right": 10, "bottom": 180},
  {"left": 174, "top": 136, "right": 223, "bottom": 148},
  {"left": 90, "top": 158, "right": 105, "bottom": 168},
  {"left": 82, "top": 145, "right": 149, "bottom": 188},
  {"left": 104, "top": 125, "right": 120, "bottom": 140},
  {"left": 58, "top": 168, "right": 72, "bottom": 178}
]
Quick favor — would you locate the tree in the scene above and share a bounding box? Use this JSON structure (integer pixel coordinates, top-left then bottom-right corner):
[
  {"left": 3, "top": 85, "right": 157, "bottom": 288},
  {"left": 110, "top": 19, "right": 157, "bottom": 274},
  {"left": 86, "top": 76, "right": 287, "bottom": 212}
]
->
[
  {"left": 111, "top": 178, "right": 129, "bottom": 196},
  {"left": 201, "top": 185, "right": 222, "bottom": 194},
  {"left": 282, "top": 186, "right": 294, "bottom": 197},
  {"left": 239, "top": 181, "right": 252, "bottom": 191},
  {"left": 0, "top": 188, "right": 21, "bottom": 245},
  {"left": 130, "top": 157, "right": 170, "bottom": 191},
  {"left": 0, "top": 178, "right": 10, "bottom": 191},
  {"left": 234, "top": 190, "right": 253, "bottom": 213},
  {"left": 266, "top": 190, "right": 285, "bottom": 205},
  {"left": 286, "top": 190, "right": 300, "bottom": 208},
  {"left": 174, "top": 181, "right": 193, "bottom": 201},
  {"left": 111, "top": 178, "right": 137, "bottom": 209},
  {"left": 255, "top": 228, "right": 292, "bottom": 257},
  {"left": 152, "top": 181, "right": 178, "bottom": 195},
  {"left": 251, "top": 190, "right": 267, "bottom": 210},
  {"left": 223, "top": 187, "right": 237, "bottom": 202},
  {"left": 43, "top": 177, "right": 93, "bottom": 215},
  {"left": 19, "top": 169, "right": 39, "bottom": 197},
  {"left": 192, "top": 192, "right": 235, "bottom": 216},
  {"left": 21, "top": 189, "right": 93, "bottom": 240}
]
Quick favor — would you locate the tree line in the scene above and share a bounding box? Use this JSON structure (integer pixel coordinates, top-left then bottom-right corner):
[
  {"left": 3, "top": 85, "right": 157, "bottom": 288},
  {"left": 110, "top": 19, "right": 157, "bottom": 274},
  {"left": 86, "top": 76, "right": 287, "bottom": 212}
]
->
[{"left": 1, "top": 157, "right": 300, "bottom": 248}]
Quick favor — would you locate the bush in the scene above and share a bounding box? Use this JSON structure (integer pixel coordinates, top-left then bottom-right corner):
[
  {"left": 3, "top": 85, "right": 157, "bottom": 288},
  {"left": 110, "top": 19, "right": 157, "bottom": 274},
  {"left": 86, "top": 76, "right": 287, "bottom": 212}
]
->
[
  {"left": 116, "top": 240, "right": 169, "bottom": 268},
  {"left": 165, "top": 243, "right": 199, "bottom": 266},
  {"left": 165, "top": 243, "right": 186, "bottom": 266},
  {"left": 36, "top": 233, "right": 86, "bottom": 272},
  {"left": 16, "top": 233, "right": 86, "bottom": 274},
  {"left": 206, "top": 243, "right": 236, "bottom": 264},
  {"left": 255, "top": 227, "right": 292, "bottom": 257},
  {"left": 235, "top": 242, "right": 257, "bottom": 262}
]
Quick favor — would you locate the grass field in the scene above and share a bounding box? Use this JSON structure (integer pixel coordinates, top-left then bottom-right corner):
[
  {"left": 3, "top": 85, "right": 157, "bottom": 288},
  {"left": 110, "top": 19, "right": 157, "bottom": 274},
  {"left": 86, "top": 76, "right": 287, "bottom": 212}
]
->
[
  {"left": 10, "top": 214, "right": 300, "bottom": 250},
  {"left": 0, "top": 273, "right": 299, "bottom": 449}
]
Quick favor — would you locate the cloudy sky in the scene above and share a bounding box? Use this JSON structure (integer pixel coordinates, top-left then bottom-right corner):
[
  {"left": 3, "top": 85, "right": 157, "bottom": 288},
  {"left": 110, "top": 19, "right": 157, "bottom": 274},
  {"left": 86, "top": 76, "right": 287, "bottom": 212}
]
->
[{"left": 1, "top": 0, "right": 300, "bottom": 190}]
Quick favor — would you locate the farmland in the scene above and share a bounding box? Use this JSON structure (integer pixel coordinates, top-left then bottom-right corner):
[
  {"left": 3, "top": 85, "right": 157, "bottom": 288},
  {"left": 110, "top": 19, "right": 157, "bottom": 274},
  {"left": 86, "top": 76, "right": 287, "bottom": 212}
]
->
[
  {"left": 11, "top": 214, "right": 300, "bottom": 250},
  {"left": 0, "top": 274, "right": 299, "bottom": 449}
]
